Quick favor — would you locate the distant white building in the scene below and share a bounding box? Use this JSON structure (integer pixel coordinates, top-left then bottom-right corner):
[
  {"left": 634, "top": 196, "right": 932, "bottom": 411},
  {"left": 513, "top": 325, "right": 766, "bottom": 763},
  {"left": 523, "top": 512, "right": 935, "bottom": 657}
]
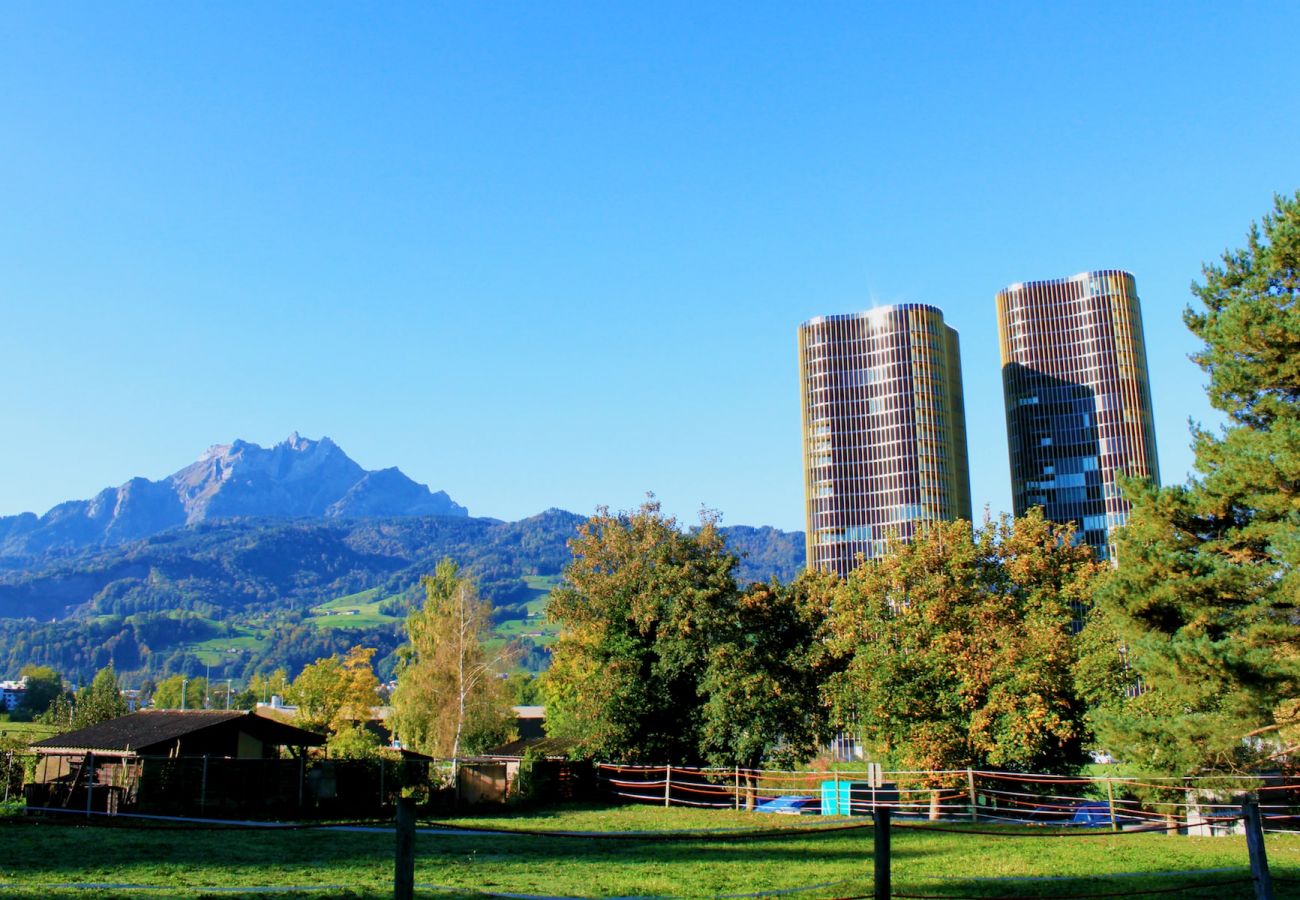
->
[{"left": 0, "top": 677, "right": 28, "bottom": 711}]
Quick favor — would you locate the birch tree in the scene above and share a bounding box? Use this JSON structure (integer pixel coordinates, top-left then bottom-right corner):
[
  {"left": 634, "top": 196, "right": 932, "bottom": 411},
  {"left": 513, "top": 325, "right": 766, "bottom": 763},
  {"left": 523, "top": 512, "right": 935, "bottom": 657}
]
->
[{"left": 390, "top": 559, "right": 514, "bottom": 757}]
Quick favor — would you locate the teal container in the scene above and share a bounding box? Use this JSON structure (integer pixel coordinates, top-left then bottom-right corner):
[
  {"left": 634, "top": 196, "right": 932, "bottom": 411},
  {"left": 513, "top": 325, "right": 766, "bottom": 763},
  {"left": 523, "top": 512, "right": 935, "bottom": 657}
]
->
[{"left": 820, "top": 780, "right": 867, "bottom": 816}]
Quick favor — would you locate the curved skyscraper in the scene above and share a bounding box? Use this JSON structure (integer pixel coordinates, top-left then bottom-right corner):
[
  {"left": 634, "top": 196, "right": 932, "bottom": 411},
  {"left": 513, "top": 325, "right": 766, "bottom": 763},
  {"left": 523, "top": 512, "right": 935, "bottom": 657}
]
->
[
  {"left": 799, "top": 304, "right": 971, "bottom": 575},
  {"left": 996, "top": 270, "right": 1159, "bottom": 560}
]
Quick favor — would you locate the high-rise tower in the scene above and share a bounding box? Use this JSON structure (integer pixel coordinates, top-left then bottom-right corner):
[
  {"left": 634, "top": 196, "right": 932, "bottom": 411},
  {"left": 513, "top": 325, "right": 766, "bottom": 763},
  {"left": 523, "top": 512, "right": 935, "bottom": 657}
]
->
[
  {"left": 996, "top": 270, "right": 1159, "bottom": 560},
  {"left": 799, "top": 304, "right": 971, "bottom": 575}
]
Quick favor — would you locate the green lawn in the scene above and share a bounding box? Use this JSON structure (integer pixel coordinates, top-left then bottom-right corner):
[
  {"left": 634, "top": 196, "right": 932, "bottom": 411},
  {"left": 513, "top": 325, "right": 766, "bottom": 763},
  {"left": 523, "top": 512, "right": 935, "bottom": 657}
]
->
[
  {"left": 0, "top": 721, "right": 61, "bottom": 744},
  {"left": 0, "top": 803, "right": 1294, "bottom": 898}
]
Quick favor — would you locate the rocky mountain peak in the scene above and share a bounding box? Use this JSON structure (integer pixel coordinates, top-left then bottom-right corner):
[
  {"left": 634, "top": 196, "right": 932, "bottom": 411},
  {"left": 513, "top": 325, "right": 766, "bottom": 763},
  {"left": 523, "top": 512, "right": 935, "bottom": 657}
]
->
[{"left": 0, "top": 434, "right": 468, "bottom": 559}]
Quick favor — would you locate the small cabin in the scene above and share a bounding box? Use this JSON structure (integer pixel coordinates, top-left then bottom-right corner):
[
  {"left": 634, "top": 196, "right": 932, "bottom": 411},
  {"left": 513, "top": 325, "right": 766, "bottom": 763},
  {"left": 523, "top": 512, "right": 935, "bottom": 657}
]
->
[{"left": 27, "top": 710, "right": 325, "bottom": 817}]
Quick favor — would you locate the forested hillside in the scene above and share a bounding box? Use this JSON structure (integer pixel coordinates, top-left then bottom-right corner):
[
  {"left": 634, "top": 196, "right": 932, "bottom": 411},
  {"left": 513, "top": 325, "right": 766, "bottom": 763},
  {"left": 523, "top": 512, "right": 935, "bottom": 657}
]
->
[{"left": 0, "top": 510, "right": 803, "bottom": 684}]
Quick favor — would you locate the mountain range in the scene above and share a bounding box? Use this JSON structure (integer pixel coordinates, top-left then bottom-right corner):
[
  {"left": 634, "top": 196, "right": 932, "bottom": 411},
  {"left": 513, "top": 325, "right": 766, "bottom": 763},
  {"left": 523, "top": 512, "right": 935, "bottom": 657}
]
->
[
  {"left": 0, "top": 434, "right": 466, "bottom": 563},
  {"left": 0, "top": 436, "right": 804, "bottom": 683}
]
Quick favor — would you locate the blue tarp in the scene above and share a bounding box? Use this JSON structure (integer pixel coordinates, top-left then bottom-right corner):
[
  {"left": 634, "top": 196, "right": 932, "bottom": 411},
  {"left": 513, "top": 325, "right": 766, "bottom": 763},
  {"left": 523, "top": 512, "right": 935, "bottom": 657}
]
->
[{"left": 755, "top": 795, "right": 814, "bottom": 814}]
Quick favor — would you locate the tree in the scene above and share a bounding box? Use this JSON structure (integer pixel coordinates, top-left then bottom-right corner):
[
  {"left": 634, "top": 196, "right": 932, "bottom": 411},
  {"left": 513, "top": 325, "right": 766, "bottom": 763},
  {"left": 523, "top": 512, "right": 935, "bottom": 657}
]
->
[
  {"left": 698, "top": 569, "right": 840, "bottom": 791},
  {"left": 70, "top": 666, "right": 129, "bottom": 729},
  {"left": 247, "top": 669, "right": 290, "bottom": 706},
  {"left": 506, "top": 672, "right": 542, "bottom": 706},
  {"left": 390, "top": 560, "right": 514, "bottom": 757},
  {"left": 828, "top": 513, "right": 1097, "bottom": 775},
  {"left": 545, "top": 500, "right": 740, "bottom": 763},
  {"left": 326, "top": 723, "right": 383, "bottom": 759},
  {"left": 15, "top": 665, "right": 62, "bottom": 721},
  {"left": 151, "top": 675, "right": 208, "bottom": 710},
  {"left": 288, "top": 646, "right": 381, "bottom": 736},
  {"left": 1085, "top": 192, "right": 1300, "bottom": 773}
]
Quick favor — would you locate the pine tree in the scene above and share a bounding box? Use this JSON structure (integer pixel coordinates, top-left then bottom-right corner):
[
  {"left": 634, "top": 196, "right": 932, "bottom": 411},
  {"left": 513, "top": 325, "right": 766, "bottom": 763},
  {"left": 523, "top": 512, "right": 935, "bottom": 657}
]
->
[{"left": 1085, "top": 191, "right": 1300, "bottom": 773}]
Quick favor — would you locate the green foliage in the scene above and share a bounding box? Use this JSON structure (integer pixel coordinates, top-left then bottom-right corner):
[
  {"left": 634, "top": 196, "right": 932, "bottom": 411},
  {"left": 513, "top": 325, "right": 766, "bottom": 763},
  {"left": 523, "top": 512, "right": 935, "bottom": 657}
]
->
[
  {"left": 829, "top": 512, "right": 1098, "bottom": 776},
  {"left": 698, "top": 570, "right": 840, "bottom": 770},
  {"left": 246, "top": 669, "right": 290, "bottom": 705},
  {"left": 39, "top": 692, "right": 74, "bottom": 729},
  {"left": 545, "top": 501, "right": 740, "bottom": 764},
  {"left": 15, "top": 665, "right": 61, "bottom": 721},
  {"left": 506, "top": 672, "right": 542, "bottom": 705},
  {"left": 390, "top": 560, "right": 515, "bottom": 757},
  {"left": 70, "top": 665, "right": 129, "bottom": 728},
  {"left": 325, "top": 723, "right": 383, "bottom": 759},
  {"left": 0, "top": 510, "right": 802, "bottom": 684},
  {"left": 1086, "top": 192, "right": 1300, "bottom": 774},
  {"left": 150, "top": 674, "right": 208, "bottom": 709},
  {"left": 545, "top": 500, "right": 824, "bottom": 770},
  {"left": 288, "top": 646, "right": 381, "bottom": 735}
]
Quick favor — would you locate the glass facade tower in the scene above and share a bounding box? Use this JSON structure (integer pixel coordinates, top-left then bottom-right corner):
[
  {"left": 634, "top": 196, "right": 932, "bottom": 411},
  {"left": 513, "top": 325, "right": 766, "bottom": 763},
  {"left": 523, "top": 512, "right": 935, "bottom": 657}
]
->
[
  {"left": 799, "top": 304, "right": 972, "bottom": 576},
  {"left": 997, "top": 270, "right": 1160, "bottom": 560}
]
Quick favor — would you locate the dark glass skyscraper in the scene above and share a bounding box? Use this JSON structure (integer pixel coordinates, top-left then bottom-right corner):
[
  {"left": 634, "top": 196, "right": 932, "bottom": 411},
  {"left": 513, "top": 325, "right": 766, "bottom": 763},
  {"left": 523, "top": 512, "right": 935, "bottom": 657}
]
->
[
  {"left": 799, "top": 304, "right": 971, "bottom": 575},
  {"left": 997, "top": 270, "right": 1160, "bottom": 560}
]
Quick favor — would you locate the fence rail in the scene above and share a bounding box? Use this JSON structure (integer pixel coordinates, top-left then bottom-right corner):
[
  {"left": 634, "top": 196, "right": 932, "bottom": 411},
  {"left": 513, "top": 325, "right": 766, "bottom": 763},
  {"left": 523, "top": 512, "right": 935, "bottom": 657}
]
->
[{"left": 596, "top": 763, "right": 1300, "bottom": 835}]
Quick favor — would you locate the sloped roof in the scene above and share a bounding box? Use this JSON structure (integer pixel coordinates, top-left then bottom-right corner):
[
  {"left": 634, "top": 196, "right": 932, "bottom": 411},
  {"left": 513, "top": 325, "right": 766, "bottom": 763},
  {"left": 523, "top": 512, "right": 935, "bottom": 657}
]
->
[{"left": 31, "top": 710, "right": 325, "bottom": 755}]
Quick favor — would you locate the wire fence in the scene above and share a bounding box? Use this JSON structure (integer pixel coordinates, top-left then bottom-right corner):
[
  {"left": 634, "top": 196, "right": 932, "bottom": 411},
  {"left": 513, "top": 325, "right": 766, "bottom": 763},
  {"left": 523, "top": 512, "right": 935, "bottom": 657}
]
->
[
  {"left": 6, "top": 755, "right": 1298, "bottom": 897},
  {"left": 597, "top": 763, "right": 1300, "bottom": 836}
]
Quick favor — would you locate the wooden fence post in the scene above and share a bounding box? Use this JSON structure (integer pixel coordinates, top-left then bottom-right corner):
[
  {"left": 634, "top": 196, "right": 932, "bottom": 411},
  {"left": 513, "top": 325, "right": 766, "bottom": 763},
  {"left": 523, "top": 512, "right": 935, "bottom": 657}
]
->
[
  {"left": 1106, "top": 779, "right": 1118, "bottom": 832},
  {"left": 873, "top": 804, "right": 891, "bottom": 900},
  {"left": 966, "top": 768, "right": 977, "bottom": 822},
  {"left": 664, "top": 765, "right": 672, "bottom": 808},
  {"left": 85, "top": 753, "right": 95, "bottom": 818},
  {"left": 734, "top": 766, "right": 740, "bottom": 811},
  {"left": 394, "top": 796, "right": 416, "bottom": 900},
  {"left": 1244, "top": 797, "right": 1274, "bottom": 900}
]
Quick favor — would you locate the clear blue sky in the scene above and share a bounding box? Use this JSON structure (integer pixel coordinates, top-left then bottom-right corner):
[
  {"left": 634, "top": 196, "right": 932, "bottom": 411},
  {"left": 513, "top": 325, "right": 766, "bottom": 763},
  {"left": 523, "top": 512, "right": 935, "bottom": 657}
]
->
[{"left": 2, "top": 3, "right": 1297, "bottom": 532}]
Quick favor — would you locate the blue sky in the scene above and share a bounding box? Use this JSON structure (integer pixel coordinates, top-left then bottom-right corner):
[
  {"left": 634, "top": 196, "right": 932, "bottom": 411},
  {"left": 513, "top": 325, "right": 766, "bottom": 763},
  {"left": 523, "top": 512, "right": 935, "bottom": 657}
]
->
[{"left": 2, "top": 3, "right": 1297, "bottom": 532}]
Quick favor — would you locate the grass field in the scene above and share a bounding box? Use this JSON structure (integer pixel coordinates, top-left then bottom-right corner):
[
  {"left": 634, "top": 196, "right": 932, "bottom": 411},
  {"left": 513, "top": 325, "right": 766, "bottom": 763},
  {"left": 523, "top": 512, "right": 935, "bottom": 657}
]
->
[
  {"left": 0, "top": 721, "right": 61, "bottom": 744},
  {"left": 0, "top": 803, "right": 1296, "bottom": 899},
  {"left": 307, "top": 588, "right": 403, "bottom": 630}
]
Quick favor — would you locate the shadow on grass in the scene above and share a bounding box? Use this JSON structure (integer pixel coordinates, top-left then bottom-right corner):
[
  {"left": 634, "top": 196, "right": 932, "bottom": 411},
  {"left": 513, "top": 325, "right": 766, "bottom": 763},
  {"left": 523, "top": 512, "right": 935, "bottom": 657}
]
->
[{"left": 0, "top": 817, "right": 914, "bottom": 874}]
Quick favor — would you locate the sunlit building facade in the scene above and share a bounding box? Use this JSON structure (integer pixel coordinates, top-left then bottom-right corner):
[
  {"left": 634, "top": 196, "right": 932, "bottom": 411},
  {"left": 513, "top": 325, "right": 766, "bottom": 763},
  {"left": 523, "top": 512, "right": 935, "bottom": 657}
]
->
[
  {"left": 799, "top": 304, "right": 972, "bottom": 576},
  {"left": 997, "top": 270, "right": 1160, "bottom": 561}
]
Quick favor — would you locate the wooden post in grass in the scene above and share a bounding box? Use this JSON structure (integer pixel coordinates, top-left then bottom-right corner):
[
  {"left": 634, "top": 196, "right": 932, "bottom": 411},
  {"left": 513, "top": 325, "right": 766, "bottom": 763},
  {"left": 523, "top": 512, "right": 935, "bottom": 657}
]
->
[
  {"left": 734, "top": 766, "right": 740, "bottom": 811},
  {"left": 394, "top": 796, "right": 416, "bottom": 900},
  {"left": 664, "top": 765, "right": 672, "bottom": 808},
  {"left": 966, "top": 768, "right": 977, "bottom": 822},
  {"left": 1105, "top": 780, "right": 1118, "bottom": 833},
  {"left": 1244, "top": 797, "right": 1273, "bottom": 900},
  {"left": 873, "top": 804, "right": 891, "bottom": 900},
  {"left": 85, "top": 753, "right": 94, "bottom": 818}
]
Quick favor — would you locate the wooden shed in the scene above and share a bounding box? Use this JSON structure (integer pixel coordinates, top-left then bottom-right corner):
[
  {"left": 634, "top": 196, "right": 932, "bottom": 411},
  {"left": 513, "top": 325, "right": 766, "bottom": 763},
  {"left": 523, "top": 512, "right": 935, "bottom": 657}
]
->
[{"left": 27, "top": 710, "right": 325, "bottom": 817}]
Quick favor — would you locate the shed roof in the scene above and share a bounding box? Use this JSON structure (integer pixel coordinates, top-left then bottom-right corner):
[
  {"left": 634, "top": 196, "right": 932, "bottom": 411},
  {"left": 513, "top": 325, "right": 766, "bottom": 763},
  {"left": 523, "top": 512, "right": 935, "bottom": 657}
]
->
[{"left": 31, "top": 710, "right": 325, "bottom": 756}]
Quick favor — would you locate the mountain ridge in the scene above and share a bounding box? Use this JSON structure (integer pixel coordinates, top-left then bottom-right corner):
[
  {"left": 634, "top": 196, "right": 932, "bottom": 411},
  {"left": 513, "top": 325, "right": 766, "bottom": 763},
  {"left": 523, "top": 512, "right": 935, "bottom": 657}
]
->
[{"left": 0, "top": 434, "right": 467, "bottom": 560}]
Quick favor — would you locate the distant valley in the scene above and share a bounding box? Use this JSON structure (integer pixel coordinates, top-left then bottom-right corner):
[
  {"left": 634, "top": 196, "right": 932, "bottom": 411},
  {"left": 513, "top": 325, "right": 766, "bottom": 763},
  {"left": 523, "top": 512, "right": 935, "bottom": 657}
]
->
[{"left": 0, "top": 436, "right": 804, "bottom": 683}]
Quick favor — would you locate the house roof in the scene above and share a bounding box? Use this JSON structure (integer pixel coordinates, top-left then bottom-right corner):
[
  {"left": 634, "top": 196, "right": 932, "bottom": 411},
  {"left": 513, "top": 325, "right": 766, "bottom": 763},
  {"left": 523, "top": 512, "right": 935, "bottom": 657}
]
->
[{"left": 31, "top": 710, "right": 325, "bottom": 756}]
